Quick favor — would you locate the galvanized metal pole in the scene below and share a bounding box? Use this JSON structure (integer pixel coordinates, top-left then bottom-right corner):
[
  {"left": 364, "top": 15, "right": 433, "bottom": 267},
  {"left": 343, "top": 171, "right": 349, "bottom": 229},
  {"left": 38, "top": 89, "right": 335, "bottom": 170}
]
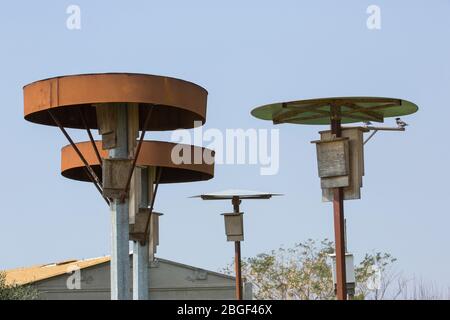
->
[
  {"left": 133, "top": 241, "right": 149, "bottom": 299},
  {"left": 110, "top": 104, "right": 131, "bottom": 300},
  {"left": 232, "top": 196, "right": 243, "bottom": 300},
  {"left": 133, "top": 167, "right": 150, "bottom": 300},
  {"left": 331, "top": 106, "right": 347, "bottom": 301}
]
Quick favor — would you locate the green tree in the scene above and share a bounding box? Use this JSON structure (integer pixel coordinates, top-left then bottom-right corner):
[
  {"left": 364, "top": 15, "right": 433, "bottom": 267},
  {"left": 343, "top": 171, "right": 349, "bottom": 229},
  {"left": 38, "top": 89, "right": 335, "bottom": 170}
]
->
[
  {"left": 0, "top": 271, "right": 39, "bottom": 300},
  {"left": 223, "top": 239, "right": 396, "bottom": 300}
]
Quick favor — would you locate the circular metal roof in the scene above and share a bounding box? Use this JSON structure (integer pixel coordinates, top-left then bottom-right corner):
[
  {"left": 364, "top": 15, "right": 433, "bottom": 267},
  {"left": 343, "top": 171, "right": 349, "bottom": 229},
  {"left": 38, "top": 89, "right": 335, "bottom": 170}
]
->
[
  {"left": 24, "top": 73, "right": 208, "bottom": 130},
  {"left": 61, "top": 140, "right": 214, "bottom": 184},
  {"left": 251, "top": 97, "right": 418, "bottom": 125},
  {"left": 191, "top": 189, "right": 283, "bottom": 200}
]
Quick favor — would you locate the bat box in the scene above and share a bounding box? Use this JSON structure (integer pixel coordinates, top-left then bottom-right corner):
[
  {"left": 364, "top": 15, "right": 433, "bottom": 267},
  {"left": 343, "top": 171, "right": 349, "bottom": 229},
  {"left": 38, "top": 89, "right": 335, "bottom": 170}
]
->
[
  {"left": 222, "top": 212, "right": 244, "bottom": 242},
  {"left": 312, "top": 137, "right": 350, "bottom": 189},
  {"left": 102, "top": 158, "right": 133, "bottom": 199},
  {"left": 319, "top": 127, "right": 367, "bottom": 202}
]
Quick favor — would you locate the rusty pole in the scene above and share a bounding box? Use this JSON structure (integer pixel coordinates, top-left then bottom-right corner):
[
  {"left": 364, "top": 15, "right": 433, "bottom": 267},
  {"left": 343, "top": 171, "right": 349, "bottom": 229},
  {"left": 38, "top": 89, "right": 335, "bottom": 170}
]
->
[
  {"left": 331, "top": 104, "right": 347, "bottom": 300},
  {"left": 232, "top": 196, "right": 243, "bottom": 300}
]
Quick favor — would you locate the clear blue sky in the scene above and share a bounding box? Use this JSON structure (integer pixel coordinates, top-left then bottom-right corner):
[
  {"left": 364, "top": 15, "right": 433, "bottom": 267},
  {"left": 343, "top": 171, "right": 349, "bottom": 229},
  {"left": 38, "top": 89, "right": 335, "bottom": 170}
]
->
[{"left": 1, "top": 1, "right": 449, "bottom": 286}]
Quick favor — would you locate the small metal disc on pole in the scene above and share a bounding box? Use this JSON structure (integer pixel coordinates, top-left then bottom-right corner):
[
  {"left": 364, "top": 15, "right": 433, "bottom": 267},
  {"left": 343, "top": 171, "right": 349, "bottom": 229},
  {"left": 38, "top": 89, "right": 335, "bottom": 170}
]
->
[
  {"left": 192, "top": 189, "right": 282, "bottom": 300},
  {"left": 251, "top": 97, "right": 418, "bottom": 300}
]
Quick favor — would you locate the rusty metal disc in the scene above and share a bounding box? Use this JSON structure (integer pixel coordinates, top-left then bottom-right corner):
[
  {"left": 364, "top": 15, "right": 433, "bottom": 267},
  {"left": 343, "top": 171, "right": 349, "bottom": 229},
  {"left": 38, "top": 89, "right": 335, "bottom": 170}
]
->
[
  {"left": 24, "top": 73, "right": 208, "bottom": 130},
  {"left": 61, "top": 140, "right": 214, "bottom": 183}
]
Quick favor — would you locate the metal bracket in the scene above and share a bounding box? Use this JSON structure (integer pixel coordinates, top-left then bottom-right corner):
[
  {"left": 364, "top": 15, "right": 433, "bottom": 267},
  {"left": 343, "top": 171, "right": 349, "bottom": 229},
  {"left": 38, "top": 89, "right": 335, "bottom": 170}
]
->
[
  {"left": 362, "top": 126, "right": 406, "bottom": 145},
  {"left": 48, "top": 109, "right": 110, "bottom": 206}
]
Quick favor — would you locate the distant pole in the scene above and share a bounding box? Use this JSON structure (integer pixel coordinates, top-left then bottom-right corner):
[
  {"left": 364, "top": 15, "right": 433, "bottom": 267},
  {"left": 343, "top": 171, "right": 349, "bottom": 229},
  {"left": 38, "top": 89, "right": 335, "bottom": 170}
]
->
[
  {"left": 110, "top": 104, "right": 131, "bottom": 300},
  {"left": 331, "top": 104, "right": 347, "bottom": 300},
  {"left": 133, "top": 167, "right": 150, "bottom": 300},
  {"left": 232, "top": 196, "right": 243, "bottom": 300}
]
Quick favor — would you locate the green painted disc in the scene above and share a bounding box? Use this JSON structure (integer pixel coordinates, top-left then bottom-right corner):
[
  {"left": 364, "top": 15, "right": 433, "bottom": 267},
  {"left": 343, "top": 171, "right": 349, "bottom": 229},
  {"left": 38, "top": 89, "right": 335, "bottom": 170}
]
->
[{"left": 251, "top": 97, "right": 418, "bottom": 125}]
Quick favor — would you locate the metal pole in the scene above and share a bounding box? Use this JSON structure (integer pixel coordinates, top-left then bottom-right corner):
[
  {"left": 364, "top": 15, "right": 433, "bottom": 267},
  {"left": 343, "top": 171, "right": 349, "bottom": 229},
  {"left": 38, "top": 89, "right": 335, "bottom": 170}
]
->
[
  {"left": 79, "top": 107, "right": 103, "bottom": 167},
  {"left": 133, "top": 241, "right": 149, "bottom": 300},
  {"left": 48, "top": 110, "right": 109, "bottom": 205},
  {"left": 133, "top": 167, "right": 150, "bottom": 300},
  {"left": 331, "top": 105, "right": 347, "bottom": 300},
  {"left": 110, "top": 104, "right": 131, "bottom": 300},
  {"left": 234, "top": 241, "right": 243, "bottom": 300},
  {"left": 232, "top": 196, "right": 243, "bottom": 300}
]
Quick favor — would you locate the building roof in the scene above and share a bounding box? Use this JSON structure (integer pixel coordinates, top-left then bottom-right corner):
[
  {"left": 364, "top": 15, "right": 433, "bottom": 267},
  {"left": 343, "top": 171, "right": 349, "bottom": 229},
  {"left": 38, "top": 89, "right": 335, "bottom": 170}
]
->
[
  {"left": 3, "top": 256, "right": 234, "bottom": 286},
  {"left": 3, "top": 256, "right": 110, "bottom": 286}
]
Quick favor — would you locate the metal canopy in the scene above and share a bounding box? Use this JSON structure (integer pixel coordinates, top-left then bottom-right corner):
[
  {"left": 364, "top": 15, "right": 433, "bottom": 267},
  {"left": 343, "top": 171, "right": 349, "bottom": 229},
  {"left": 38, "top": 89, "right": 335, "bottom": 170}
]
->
[
  {"left": 24, "top": 73, "right": 208, "bottom": 130},
  {"left": 192, "top": 189, "right": 281, "bottom": 300},
  {"left": 61, "top": 140, "right": 214, "bottom": 184},
  {"left": 24, "top": 72, "right": 212, "bottom": 301},
  {"left": 251, "top": 97, "right": 418, "bottom": 125},
  {"left": 192, "top": 189, "right": 283, "bottom": 200},
  {"left": 251, "top": 95, "right": 419, "bottom": 301}
]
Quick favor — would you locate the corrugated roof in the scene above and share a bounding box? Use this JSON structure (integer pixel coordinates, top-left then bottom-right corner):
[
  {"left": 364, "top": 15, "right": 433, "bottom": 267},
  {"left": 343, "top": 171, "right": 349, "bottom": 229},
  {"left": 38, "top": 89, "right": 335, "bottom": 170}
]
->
[{"left": 3, "top": 256, "right": 110, "bottom": 285}]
